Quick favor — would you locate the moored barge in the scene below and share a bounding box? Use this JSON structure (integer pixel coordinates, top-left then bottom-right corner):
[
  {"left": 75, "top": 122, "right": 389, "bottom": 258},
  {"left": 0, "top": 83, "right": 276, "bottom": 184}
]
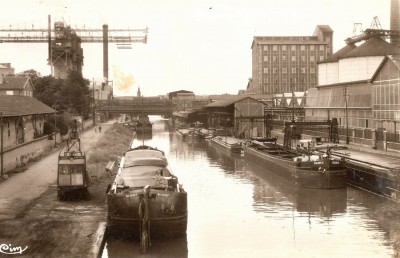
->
[
  {"left": 106, "top": 145, "right": 187, "bottom": 252},
  {"left": 243, "top": 139, "right": 347, "bottom": 189},
  {"left": 210, "top": 136, "right": 243, "bottom": 153}
]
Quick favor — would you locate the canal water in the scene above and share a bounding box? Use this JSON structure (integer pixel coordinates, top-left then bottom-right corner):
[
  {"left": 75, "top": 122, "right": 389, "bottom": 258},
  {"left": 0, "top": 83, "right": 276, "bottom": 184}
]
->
[{"left": 102, "top": 117, "right": 399, "bottom": 258}]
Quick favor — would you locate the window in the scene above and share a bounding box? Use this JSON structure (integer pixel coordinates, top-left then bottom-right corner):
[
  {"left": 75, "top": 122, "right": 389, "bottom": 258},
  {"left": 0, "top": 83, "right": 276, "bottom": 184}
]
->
[
  {"left": 320, "top": 56, "right": 325, "bottom": 61},
  {"left": 263, "top": 56, "right": 268, "bottom": 62},
  {"left": 301, "top": 56, "right": 305, "bottom": 61},
  {"left": 319, "top": 45, "right": 325, "bottom": 51},
  {"left": 282, "top": 55, "right": 287, "bottom": 61},
  {"left": 291, "top": 68, "right": 296, "bottom": 73},
  {"left": 300, "top": 45, "right": 305, "bottom": 51},
  {"left": 310, "top": 45, "right": 315, "bottom": 51},
  {"left": 291, "top": 45, "right": 296, "bottom": 51},
  {"left": 263, "top": 46, "right": 268, "bottom": 51},
  {"left": 291, "top": 56, "right": 296, "bottom": 62},
  {"left": 264, "top": 77, "right": 269, "bottom": 83},
  {"left": 282, "top": 68, "right": 287, "bottom": 73},
  {"left": 6, "top": 91, "right": 13, "bottom": 95},
  {"left": 273, "top": 45, "right": 278, "bottom": 51},
  {"left": 310, "top": 68, "right": 315, "bottom": 73},
  {"left": 282, "top": 77, "right": 287, "bottom": 83},
  {"left": 301, "top": 68, "right": 306, "bottom": 73},
  {"left": 273, "top": 68, "right": 278, "bottom": 73},
  {"left": 263, "top": 68, "right": 269, "bottom": 73},
  {"left": 282, "top": 45, "right": 287, "bottom": 51},
  {"left": 310, "top": 56, "right": 315, "bottom": 62},
  {"left": 273, "top": 56, "right": 278, "bottom": 61}
]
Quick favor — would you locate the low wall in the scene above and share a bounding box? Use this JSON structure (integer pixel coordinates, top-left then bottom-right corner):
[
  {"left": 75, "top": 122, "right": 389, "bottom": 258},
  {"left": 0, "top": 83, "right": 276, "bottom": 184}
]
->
[
  {"left": 0, "top": 119, "right": 94, "bottom": 175},
  {"left": 1, "top": 132, "right": 62, "bottom": 174}
]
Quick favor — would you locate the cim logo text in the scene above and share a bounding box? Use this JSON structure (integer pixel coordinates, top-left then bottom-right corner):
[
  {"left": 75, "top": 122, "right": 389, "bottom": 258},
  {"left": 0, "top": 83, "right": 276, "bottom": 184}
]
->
[{"left": 0, "top": 244, "right": 28, "bottom": 255}]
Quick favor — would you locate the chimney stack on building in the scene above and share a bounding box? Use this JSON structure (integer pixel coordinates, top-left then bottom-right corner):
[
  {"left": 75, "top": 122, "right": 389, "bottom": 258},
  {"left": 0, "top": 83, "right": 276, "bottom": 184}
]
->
[{"left": 391, "top": 0, "right": 400, "bottom": 45}]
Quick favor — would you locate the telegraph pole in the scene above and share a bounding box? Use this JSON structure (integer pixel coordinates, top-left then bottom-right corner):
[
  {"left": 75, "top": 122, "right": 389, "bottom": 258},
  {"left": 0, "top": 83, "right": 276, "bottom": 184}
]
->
[{"left": 92, "top": 79, "right": 96, "bottom": 126}]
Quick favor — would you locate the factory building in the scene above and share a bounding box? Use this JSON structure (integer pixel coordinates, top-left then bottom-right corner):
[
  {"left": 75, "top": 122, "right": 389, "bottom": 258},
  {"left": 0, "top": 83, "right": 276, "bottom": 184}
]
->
[{"left": 248, "top": 25, "right": 333, "bottom": 95}]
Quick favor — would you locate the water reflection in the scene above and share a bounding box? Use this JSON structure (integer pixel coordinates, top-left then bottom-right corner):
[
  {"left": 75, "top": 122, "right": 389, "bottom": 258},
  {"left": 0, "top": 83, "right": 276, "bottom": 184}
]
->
[
  {"left": 105, "top": 234, "right": 188, "bottom": 258},
  {"left": 104, "top": 118, "right": 397, "bottom": 258},
  {"left": 245, "top": 161, "right": 347, "bottom": 219}
]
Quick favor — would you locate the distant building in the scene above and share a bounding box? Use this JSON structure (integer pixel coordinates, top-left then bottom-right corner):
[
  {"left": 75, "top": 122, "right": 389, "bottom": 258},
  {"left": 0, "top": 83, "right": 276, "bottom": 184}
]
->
[
  {"left": 167, "top": 90, "right": 196, "bottom": 111},
  {"left": 0, "top": 76, "right": 34, "bottom": 97},
  {"left": 249, "top": 25, "right": 333, "bottom": 95},
  {"left": 0, "top": 63, "right": 15, "bottom": 77}
]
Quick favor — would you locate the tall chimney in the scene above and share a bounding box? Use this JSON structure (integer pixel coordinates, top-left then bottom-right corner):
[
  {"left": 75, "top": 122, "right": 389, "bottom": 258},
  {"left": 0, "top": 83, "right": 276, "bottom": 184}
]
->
[
  {"left": 391, "top": 0, "right": 400, "bottom": 45},
  {"left": 103, "top": 24, "right": 109, "bottom": 82}
]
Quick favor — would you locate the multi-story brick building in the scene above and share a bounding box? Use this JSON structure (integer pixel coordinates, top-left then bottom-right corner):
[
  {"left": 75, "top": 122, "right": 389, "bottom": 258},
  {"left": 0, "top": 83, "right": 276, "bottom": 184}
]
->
[{"left": 248, "top": 25, "right": 333, "bottom": 95}]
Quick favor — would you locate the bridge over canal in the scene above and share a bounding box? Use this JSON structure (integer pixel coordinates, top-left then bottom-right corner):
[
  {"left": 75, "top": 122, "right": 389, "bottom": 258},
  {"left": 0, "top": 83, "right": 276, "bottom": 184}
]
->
[{"left": 96, "top": 97, "right": 175, "bottom": 119}]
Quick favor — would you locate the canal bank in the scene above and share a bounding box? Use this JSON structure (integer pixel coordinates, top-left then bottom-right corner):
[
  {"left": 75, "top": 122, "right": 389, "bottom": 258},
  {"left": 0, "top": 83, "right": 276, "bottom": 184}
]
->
[{"left": 0, "top": 121, "right": 119, "bottom": 258}]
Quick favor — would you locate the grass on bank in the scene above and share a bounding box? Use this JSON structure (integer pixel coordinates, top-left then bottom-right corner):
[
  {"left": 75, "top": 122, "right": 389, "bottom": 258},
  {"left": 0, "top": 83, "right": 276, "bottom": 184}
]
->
[{"left": 87, "top": 123, "right": 134, "bottom": 179}]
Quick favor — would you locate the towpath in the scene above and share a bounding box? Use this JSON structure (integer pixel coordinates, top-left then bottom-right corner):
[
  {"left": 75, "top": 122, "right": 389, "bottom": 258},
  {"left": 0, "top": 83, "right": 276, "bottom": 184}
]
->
[{"left": 0, "top": 121, "right": 114, "bottom": 257}]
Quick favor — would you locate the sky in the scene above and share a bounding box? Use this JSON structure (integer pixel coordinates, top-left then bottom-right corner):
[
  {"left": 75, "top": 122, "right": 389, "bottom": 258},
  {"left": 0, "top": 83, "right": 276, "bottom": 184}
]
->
[{"left": 0, "top": 0, "right": 391, "bottom": 96}]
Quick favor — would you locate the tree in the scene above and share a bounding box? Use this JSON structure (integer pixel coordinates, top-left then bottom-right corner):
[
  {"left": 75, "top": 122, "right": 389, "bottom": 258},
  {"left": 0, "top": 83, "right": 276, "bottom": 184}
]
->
[
  {"left": 61, "top": 70, "right": 91, "bottom": 119},
  {"left": 33, "top": 71, "right": 91, "bottom": 118},
  {"left": 32, "top": 76, "right": 64, "bottom": 109}
]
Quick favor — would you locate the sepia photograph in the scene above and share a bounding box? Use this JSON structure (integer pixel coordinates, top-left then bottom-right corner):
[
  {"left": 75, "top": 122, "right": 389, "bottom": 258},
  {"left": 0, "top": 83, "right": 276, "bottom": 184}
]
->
[{"left": 0, "top": 0, "right": 399, "bottom": 257}]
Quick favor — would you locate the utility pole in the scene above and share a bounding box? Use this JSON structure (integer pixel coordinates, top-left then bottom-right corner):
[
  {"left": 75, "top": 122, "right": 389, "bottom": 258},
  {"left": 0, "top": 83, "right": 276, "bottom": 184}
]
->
[
  {"left": 344, "top": 86, "right": 350, "bottom": 144},
  {"left": 92, "top": 79, "right": 96, "bottom": 126}
]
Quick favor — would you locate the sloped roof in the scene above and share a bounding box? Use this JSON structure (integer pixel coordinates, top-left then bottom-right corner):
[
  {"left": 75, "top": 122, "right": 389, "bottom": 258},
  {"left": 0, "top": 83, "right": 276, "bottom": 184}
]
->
[
  {"left": 168, "top": 90, "right": 193, "bottom": 95},
  {"left": 205, "top": 95, "right": 261, "bottom": 108},
  {"left": 388, "top": 55, "right": 400, "bottom": 70},
  {"left": 315, "top": 25, "right": 333, "bottom": 33},
  {"left": 322, "top": 44, "right": 357, "bottom": 63},
  {"left": 0, "top": 77, "right": 31, "bottom": 90},
  {"left": 0, "top": 95, "right": 55, "bottom": 117},
  {"left": 343, "top": 36, "right": 399, "bottom": 59}
]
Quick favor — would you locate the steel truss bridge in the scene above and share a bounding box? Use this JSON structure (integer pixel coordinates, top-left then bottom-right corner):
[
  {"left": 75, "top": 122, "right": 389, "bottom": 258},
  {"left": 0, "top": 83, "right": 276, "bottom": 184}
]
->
[{"left": 96, "top": 98, "right": 175, "bottom": 117}]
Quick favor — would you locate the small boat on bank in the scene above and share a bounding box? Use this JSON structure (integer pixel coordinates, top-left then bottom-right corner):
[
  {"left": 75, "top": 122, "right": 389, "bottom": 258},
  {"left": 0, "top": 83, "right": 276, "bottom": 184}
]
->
[
  {"left": 243, "top": 138, "right": 347, "bottom": 189},
  {"left": 210, "top": 136, "right": 243, "bottom": 153},
  {"left": 106, "top": 145, "right": 187, "bottom": 252}
]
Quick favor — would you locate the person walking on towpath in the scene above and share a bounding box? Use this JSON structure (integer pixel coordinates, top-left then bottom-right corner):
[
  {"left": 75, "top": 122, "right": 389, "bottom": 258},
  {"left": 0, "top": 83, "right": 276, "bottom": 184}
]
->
[{"left": 99, "top": 126, "right": 101, "bottom": 133}]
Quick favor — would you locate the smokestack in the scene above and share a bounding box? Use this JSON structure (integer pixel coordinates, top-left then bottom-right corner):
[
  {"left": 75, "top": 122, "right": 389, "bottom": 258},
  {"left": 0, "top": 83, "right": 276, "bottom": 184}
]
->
[
  {"left": 103, "top": 24, "right": 109, "bottom": 82},
  {"left": 391, "top": 0, "right": 400, "bottom": 45}
]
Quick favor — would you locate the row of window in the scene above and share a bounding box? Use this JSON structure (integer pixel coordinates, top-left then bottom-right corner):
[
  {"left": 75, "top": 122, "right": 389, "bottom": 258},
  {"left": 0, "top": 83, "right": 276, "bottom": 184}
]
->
[
  {"left": 263, "top": 67, "right": 316, "bottom": 73},
  {"left": 263, "top": 45, "right": 326, "bottom": 51},
  {"left": 262, "top": 55, "right": 324, "bottom": 62},
  {"left": 263, "top": 77, "right": 315, "bottom": 83}
]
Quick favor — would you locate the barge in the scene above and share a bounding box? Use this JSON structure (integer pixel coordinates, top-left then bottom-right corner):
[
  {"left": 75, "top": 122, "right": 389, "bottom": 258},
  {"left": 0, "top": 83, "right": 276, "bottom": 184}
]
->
[
  {"left": 243, "top": 139, "right": 347, "bottom": 189},
  {"left": 210, "top": 136, "right": 243, "bottom": 153},
  {"left": 106, "top": 145, "right": 187, "bottom": 252}
]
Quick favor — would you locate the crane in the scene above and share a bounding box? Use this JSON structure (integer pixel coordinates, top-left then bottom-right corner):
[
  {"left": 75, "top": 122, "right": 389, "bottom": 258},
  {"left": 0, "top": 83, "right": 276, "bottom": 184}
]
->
[
  {"left": 0, "top": 15, "right": 148, "bottom": 81},
  {"left": 345, "top": 16, "right": 399, "bottom": 45}
]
